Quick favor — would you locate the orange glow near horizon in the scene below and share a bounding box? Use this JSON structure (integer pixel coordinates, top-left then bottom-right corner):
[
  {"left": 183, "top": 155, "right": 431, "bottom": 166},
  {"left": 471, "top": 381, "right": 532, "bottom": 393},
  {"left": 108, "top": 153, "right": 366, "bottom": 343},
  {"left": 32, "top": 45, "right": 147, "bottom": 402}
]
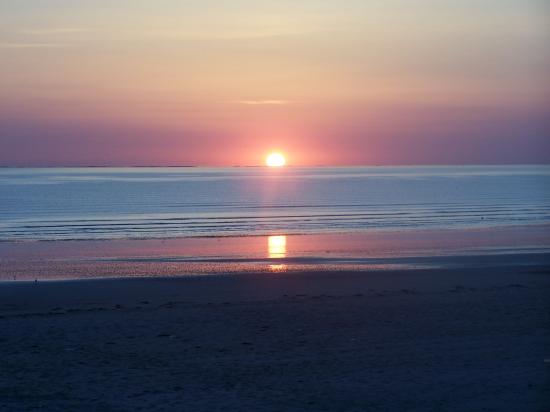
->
[{"left": 266, "top": 152, "right": 286, "bottom": 167}]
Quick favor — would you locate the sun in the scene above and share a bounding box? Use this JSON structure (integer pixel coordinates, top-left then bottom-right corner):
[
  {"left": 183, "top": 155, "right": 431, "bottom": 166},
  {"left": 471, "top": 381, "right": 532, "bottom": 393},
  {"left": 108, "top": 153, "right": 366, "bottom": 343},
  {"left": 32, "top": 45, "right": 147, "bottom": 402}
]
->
[{"left": 265, "top": 152, "right": 286, "bottom": 167}]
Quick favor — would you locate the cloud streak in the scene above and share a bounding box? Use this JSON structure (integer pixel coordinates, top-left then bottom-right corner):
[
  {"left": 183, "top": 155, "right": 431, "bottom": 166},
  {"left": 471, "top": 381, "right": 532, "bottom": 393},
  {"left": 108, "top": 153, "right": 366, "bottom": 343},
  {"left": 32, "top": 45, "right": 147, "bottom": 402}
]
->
[
  {"left": 236, "top": 100, "right": 290, "bottom": 105},
  {"left": 0, "top": 43, "right": 69, "bottom": 48},
  {"left": 19, "top": 28, "right": 91, "bottom": 35}
]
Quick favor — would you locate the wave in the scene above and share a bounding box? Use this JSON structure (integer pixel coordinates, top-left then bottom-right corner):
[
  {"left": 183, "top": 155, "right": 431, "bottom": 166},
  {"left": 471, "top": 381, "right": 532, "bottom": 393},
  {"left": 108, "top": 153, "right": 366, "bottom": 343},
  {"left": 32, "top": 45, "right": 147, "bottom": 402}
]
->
[{"left": 1, "top": 166, "right": 549, "bottom": 241}]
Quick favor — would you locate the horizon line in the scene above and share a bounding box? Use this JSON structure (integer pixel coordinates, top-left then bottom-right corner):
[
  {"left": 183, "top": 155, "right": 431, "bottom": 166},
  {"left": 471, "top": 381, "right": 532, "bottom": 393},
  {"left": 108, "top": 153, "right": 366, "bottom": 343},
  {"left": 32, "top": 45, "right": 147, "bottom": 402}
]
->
[{"left": 1, "top": 163, "right": 549, "bottom": 169}]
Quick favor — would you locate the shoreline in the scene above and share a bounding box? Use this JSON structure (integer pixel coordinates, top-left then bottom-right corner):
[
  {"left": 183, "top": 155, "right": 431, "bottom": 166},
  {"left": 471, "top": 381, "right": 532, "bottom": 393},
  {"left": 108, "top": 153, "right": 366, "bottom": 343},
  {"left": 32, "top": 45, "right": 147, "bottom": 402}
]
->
[
  {"left": 1, "top": 225, "right": 549, "bottom": 281},
  {"left": 1, "top": 221, "right": 548, "bottom": 243},
  {"left": 1, "top": 251, "right": 550, "bottom": 283}
]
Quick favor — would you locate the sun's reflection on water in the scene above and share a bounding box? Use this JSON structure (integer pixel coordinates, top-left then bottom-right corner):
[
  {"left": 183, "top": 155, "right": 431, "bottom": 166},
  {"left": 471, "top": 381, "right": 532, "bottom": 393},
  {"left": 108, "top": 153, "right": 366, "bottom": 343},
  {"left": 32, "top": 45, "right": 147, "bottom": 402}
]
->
[
  {"left": 268, "top": 235, "right": 286, "bottom": 258},
  {"left": 268, "top": 263, "right": 287, "bottom": 272},
  {"left": 268, "top": 235, "right": 287, "bottom": 272}
]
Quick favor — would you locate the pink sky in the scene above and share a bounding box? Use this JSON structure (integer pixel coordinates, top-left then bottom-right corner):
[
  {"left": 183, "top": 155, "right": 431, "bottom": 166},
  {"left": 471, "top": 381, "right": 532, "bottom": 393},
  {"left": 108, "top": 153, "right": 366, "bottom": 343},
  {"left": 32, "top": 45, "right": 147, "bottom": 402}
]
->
[{"left": 1, "top": 1, "right": 549, "bottom": 166}]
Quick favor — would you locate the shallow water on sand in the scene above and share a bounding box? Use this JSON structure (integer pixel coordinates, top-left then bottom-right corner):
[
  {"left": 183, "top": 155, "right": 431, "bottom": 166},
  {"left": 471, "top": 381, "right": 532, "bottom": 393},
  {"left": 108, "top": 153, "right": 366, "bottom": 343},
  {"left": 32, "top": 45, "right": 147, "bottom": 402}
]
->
[
  {"left": 1, "top": 166, "right": 549, "bottom": 241},
  {"left": 1, "top": 226, "right": 549, "bottom": 280}
]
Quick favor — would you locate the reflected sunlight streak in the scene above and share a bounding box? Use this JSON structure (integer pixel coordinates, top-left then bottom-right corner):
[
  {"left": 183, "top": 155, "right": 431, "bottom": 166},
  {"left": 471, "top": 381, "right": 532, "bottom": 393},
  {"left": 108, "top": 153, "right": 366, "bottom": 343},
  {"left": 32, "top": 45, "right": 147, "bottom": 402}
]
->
[
  {"left": 268, "top": 235, "right": 286, "bottom": 258},
  {"left": 268, "top": 235, "right": 287, "bottom": 272}
]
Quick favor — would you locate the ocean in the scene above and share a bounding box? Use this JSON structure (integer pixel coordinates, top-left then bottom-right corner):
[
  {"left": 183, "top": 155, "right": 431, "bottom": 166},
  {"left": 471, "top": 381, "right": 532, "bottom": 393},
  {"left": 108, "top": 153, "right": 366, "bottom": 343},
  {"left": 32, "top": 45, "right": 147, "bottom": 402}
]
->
[{"left": 1, "top": 165, "right": 549, "bottom": 241}]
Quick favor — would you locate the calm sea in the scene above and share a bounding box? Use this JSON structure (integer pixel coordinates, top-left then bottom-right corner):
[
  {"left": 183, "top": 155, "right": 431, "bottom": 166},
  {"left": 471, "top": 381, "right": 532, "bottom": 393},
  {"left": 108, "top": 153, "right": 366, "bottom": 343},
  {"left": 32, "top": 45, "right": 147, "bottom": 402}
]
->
[{"left": 0, "top": 166, "right": 549, "bottom": 241}]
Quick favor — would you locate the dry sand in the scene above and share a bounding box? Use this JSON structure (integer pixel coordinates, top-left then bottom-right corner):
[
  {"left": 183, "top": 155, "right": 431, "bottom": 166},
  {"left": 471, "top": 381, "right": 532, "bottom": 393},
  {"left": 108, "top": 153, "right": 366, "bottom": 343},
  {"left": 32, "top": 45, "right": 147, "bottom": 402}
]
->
[{"left": 1, "top": 261, "right": 549, "bottom": 411}]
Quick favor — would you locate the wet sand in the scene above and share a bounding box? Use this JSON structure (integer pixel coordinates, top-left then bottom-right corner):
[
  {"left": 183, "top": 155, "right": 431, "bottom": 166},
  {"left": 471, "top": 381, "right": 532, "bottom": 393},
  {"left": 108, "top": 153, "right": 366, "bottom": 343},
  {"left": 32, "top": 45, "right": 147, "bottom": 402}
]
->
[{"left": 1, "top": 260, "right": 549, "bottom": 411}]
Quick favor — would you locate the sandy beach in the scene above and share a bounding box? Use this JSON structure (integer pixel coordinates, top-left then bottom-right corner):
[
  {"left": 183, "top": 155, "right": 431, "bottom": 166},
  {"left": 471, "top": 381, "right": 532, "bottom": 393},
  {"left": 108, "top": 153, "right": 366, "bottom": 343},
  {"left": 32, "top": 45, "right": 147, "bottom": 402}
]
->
[{"left": 1, "top": 258, "right": 549, "bottom": 411}]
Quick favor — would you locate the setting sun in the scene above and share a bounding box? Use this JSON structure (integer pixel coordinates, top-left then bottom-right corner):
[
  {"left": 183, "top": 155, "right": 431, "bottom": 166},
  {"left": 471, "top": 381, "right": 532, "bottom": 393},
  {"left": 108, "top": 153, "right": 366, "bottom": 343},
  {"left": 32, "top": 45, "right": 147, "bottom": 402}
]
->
[{"left": 266, "top": 152, "right": 286, "bottom": 167}]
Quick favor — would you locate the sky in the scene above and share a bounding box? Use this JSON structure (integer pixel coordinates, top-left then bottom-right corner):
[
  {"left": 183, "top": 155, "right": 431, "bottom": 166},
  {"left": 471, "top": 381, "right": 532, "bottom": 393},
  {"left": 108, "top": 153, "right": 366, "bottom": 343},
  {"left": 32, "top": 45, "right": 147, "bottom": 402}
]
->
[{"left": 1, "top": 0, "right": 549, "bottom": 166}]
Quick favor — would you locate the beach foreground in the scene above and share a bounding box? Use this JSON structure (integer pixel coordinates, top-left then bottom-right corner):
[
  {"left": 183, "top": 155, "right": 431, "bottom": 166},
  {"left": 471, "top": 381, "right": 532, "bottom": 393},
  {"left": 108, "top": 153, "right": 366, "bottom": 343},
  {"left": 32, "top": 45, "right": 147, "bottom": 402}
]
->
[{"left": 1, "top": 262, "right": 549, "bottom": 411}]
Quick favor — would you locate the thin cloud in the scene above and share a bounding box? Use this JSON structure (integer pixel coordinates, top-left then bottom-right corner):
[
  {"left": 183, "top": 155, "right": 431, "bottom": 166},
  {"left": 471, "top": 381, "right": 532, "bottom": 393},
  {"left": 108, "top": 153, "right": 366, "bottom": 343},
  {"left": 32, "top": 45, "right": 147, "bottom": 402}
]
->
[
  {"left": 236, "top": 100, "right": 290, "bottom": 105},
  {"left": 0, "top": 43, "right": 69, "bottom": 48},
  {"left": 19, "top": 28, "right": 91, "bottom": 35},
  {"left": 142, "top": 27, "right": 320, "bottom": 41}
]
